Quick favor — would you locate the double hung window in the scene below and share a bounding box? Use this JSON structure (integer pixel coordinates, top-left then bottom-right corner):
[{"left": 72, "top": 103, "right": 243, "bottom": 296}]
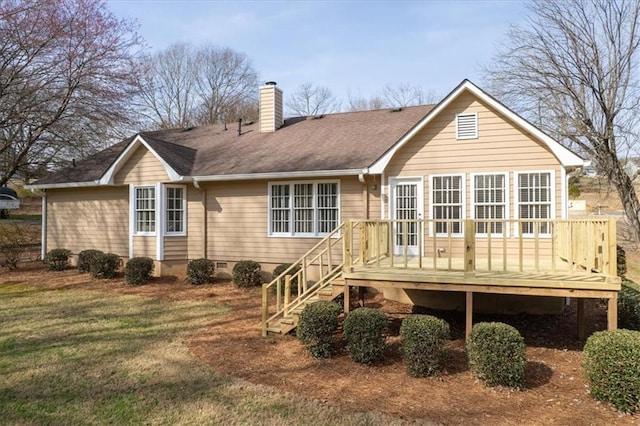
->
[{"left": 269, "top": 181, "right": 339, "bottom": 236}]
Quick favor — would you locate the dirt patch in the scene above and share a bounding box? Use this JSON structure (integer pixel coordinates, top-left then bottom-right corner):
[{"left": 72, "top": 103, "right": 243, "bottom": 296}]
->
[{"left": 4, "top": 262, "right": 639, "bottom": 425}]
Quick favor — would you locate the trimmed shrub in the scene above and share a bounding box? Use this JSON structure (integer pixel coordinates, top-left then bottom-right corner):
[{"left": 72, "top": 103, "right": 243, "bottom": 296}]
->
[
  {"left": 400, "top": 315, "right": 450, "bottom": 377},
  {"left": 45, "top": 248, "right": 72, "bottom": 271},
  {"left": 343, "top": 308, "right": 387, "bottom": 364},
  {"left": 77, "top": 249, "right": 104, "bottom": 273},
  {"left": 89, "top": 252, "right": 122, "bottom": 279},
  {"left": 124, "top": 256, "right": 154, "bottom": 286},
  {"left": 618, "top": 245, "right": 627, "bottom": 278},
  {"left": 273, "top": 263, "right": 302, "bottom": 295},
  {"left": 619, "top": 280, "right": 640, "bottom": 330},
  {"left": 296, "top": 301, "right": 342, "bottom": 359},
  {"left": 232, "top": 260, "right": 262, "bottom": 287},
  {"left": 186, "top": 258, "right": 215, "bottom": 285},
  {"left": 584, "top": 329, "right": 640, "bottom": 413},
  {"left": 467, "top": 322, "right": 526, "bottom": 389}
]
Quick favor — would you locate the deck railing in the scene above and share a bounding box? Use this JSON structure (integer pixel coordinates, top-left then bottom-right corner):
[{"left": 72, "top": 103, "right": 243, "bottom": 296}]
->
[
  {"left": 262, "top": 222, "right": 353, "bottom": 335},
  {"left": 345, "top": 218, "right": 617, "bottom": 277}
]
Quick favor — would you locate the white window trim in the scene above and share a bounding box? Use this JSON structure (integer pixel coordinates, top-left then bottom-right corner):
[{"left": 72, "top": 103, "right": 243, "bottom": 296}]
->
[
  {"left": 164, "top": 184, "right": 187, "bottom": 237},
  {"left": 470, "top": 172, "right": 510, "bottom": 238},
  {"left": 268, "top": 180, "right": 341, "bottom": 238},
  {"left": 456, "top": 112, "right": 478, "bottom": 140},
  {"left": 429, "top": 173, "right": 466, "bottom": 237},
  {"left": 513, "top": 170, "right": 556, "bottom": 238},
  {"left": 388, "top": 176, "right": 425, "bottom": 257},
  {"left": 131, "top": 185, "right": 157, "bottom": 237}
]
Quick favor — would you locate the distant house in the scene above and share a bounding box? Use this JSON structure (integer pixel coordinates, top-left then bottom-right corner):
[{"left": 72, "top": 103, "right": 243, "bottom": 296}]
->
[
  {"left": 29, "top": 80, "right": 621, "bottom": 336},
  {"left": 624, "top": 158, "right": 640, "bottom": 178}
]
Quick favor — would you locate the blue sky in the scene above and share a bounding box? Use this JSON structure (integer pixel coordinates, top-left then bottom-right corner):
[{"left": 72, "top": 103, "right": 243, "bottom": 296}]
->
[{"left": 108, "top": 0, "right": 527, "bottom": 103}]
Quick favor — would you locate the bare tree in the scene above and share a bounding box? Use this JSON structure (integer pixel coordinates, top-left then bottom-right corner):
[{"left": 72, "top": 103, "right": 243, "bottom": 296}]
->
[
  {"left": 286, "top": 82, "right": 340, "bottom": 116},
  {"left": 345, "top": 84, "right": 438, "bottom": 112},
  {"left": 0, "top": 0, "right": 144, "bottom": 185},
  {"left": 140, "top": 43, "right": 259, "bottom": 129},
  {"left": 485, "top": 0, "right": 640, "bottom": 241},
  {"left": 195, "top": 46, "right": 259, "bottom": 125},
  {"left": 346, "top": 90, "right": 385, "bottom": 112},
  {"left": 139, "top": 43, "right": 199, "bottom": 129},
  {"left": 382, "top": 83, "right": 438, "bottom": 108}
]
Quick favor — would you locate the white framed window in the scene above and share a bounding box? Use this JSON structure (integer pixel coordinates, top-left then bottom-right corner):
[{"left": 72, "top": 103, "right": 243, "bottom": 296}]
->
[
  {"left": 165, "top": 186, "right": 186, "bottom": 235},
  {"left": 456, "top": 113, "right": 478, "bottom": 139},
  {"left": 472, "top": 173, "right": 508, "bottom": 236},
  {"left": 515, "top": 171, "right": 554, "bottom": 236},
  {"left": 430, "top": 174, "right": 464, "bottom": 236},
  {"left": 269, "top": 181, "right": 339, "bottom": 237},
  {"left": 134, "top": 186, "right": 156, "bottom": 235}
]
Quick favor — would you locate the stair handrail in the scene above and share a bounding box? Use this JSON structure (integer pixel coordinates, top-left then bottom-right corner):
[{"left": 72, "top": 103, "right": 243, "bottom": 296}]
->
[{"left": 262, "top": 222, "right": 346, "bottom": 335}]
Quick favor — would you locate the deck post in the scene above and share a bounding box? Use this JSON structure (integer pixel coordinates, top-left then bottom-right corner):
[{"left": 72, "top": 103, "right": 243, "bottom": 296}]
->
[
  {"left": 608, "top": 293, "right": 618, "bottom": 330},
  {"left": 284, "top": 275, "right": 291, "bottom": 315},
  {"left": 261, "top": 285, "right": 268, "bottom": 336},
  {"left": 465, "top": 291, "right": 473, "bottom": 341},
  {"left": 343, "top": 220, "right": 352, "bottom": 272},
  {"left": 344, "top": 284, "right": 351, "bottom": 313},
  {"left": 464, "top": 219, "right": 475, "bottom": 276},
  {"left": 608, "top": 219, "right": 617, "bottom": 278},
  {"left": 577, "top": 298, "right": 585, "bottom": 340}
]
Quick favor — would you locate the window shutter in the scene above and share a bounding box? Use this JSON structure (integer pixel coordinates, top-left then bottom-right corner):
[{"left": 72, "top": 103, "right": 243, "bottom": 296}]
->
[{"left": 456, "top": 113, "right": 478, "bottom": 139}]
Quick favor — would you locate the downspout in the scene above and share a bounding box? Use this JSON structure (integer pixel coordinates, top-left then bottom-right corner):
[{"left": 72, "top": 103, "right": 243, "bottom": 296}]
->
[
  {"left": 358, "top": 173, "right": 369, "bottom": 219},
  {"left": 194, "top": 178, "right": 207, "bottom": 258},
  {"left": 41, "top": 191, "right": 47, "bottom": 260}
]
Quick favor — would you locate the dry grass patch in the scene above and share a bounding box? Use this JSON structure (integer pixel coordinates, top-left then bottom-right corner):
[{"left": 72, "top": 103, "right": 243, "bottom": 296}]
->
[{"left": 0, "top": 282, "right": 412, "bottom": 425}]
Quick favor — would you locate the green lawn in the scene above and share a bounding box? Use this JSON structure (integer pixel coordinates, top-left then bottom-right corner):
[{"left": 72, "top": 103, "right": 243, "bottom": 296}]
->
[{"left": 0, "top": 283, "right": 406, "bottom": 425}]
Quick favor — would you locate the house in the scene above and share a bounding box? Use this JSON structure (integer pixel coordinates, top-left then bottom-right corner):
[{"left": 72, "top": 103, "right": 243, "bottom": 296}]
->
[{"left": 28, "top": 80, "right": 620, "bottom": 337}]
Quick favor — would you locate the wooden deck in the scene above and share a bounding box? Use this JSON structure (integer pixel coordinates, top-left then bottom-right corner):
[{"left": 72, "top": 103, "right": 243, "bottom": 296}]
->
[{"left": 263, "top": 218, "right": 622, "bottom": 338}]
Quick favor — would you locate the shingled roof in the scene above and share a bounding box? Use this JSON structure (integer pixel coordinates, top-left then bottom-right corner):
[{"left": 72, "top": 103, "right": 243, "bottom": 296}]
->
[{"left": 34, "top": 105, "right": 434, "bottom": 185}]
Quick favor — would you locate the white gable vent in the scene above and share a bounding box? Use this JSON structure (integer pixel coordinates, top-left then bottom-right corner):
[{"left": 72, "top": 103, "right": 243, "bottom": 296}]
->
[{"left": 456, "top": 113, "right": 478, "bottom": 139}]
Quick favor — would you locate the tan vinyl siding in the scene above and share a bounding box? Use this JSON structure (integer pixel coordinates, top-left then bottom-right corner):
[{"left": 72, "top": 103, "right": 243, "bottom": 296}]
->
[
  {"left": 114, "top": 146, "right": 169, "bottom": 185},
  {"left": 164, "top": 236, "right": 187, "bottom": 260},
  {"left": 187, "top": 185, "right": 205, "bottom": 259},
  {"left": 133, "top": 236, "right": 155, "bottom": 257},
  {"left": 204, "top": 176, "right": 363, "bottom": 264},
  {"left": 259, "top": 85, "right": 283, "bottom": 133},
  {"left": 47, "top": 187, "right": 128, "bottom": 255},
  {"left": 386, "top": 91, "right": 563, "bottom": 221}
]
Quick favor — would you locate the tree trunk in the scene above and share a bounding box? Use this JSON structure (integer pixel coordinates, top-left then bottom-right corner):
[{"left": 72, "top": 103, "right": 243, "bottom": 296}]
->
[{"left": 609, "top": 158, "right": 640, "bottom": 243}]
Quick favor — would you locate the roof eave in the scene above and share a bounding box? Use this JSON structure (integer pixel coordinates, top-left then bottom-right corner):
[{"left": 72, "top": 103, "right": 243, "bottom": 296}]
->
[
  {"left": 25, "top": 180, "right": 102, "bottom": 190},
  {"left": 193, "top": 169, "right": 364, "bottom": 182}
]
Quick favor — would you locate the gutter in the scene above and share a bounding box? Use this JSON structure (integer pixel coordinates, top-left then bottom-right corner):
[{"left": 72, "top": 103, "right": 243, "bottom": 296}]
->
[
  {"left": 192, "top": 168, "right": 364, "bottom": 183},
  {"left": 25, "top": 180, "right": 101, "bottom": 190}
]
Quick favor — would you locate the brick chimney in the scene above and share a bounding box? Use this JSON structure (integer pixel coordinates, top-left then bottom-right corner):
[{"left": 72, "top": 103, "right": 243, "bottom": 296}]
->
[{"left": 259, "top": 81, "right": 283, "bottom": 133}]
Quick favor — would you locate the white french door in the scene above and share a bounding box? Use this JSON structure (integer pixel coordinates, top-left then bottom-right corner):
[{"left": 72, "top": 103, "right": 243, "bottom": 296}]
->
[{"left": 390, "top": 177, "right": 424, "bottom": 256}]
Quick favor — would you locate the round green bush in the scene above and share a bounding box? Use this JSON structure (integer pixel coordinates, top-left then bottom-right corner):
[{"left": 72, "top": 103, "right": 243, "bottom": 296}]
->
[
  {"left": 89, "top": 252, "right": 122, "bottom": 279},
  {"left": 400, "top": 315, "right": 450, "bottom": 377},
  {"left": 125, "top": 256, "right": 154, "bottom": 286},
  {"left": 296, "top": 301, "right": 342, "bottom": 359},
  {"left": 272, "top": 263, "right": 302, "bottom": 296},
  {"left": 186, "top": 258, "right": 215, "bottom": 285},
  {"left": 619, "top": 280, "right": 640, "bottom": 330},
  {"left": 45, "top": 248, "right": 72, "bottom": 271},
  {"left": 343, "top": 307, "right": 387, "bottom": 364},
  {"left": 584, "top": 329, "right": 640, "bottom": 413},
  {"left": 467, "top": 322, "right": 526, "bottom": 389},
  {"left": 232, "top": 260, "right": 262, "bottom": 287},
  {"left": 77, "top": 249, "right": 104, "bottom": 273}
]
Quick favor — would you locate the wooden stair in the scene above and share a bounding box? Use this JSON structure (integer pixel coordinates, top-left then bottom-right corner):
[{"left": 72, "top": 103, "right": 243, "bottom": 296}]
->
[{"left": 265, "top": 279, "right": 345, "bottom": 335}]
